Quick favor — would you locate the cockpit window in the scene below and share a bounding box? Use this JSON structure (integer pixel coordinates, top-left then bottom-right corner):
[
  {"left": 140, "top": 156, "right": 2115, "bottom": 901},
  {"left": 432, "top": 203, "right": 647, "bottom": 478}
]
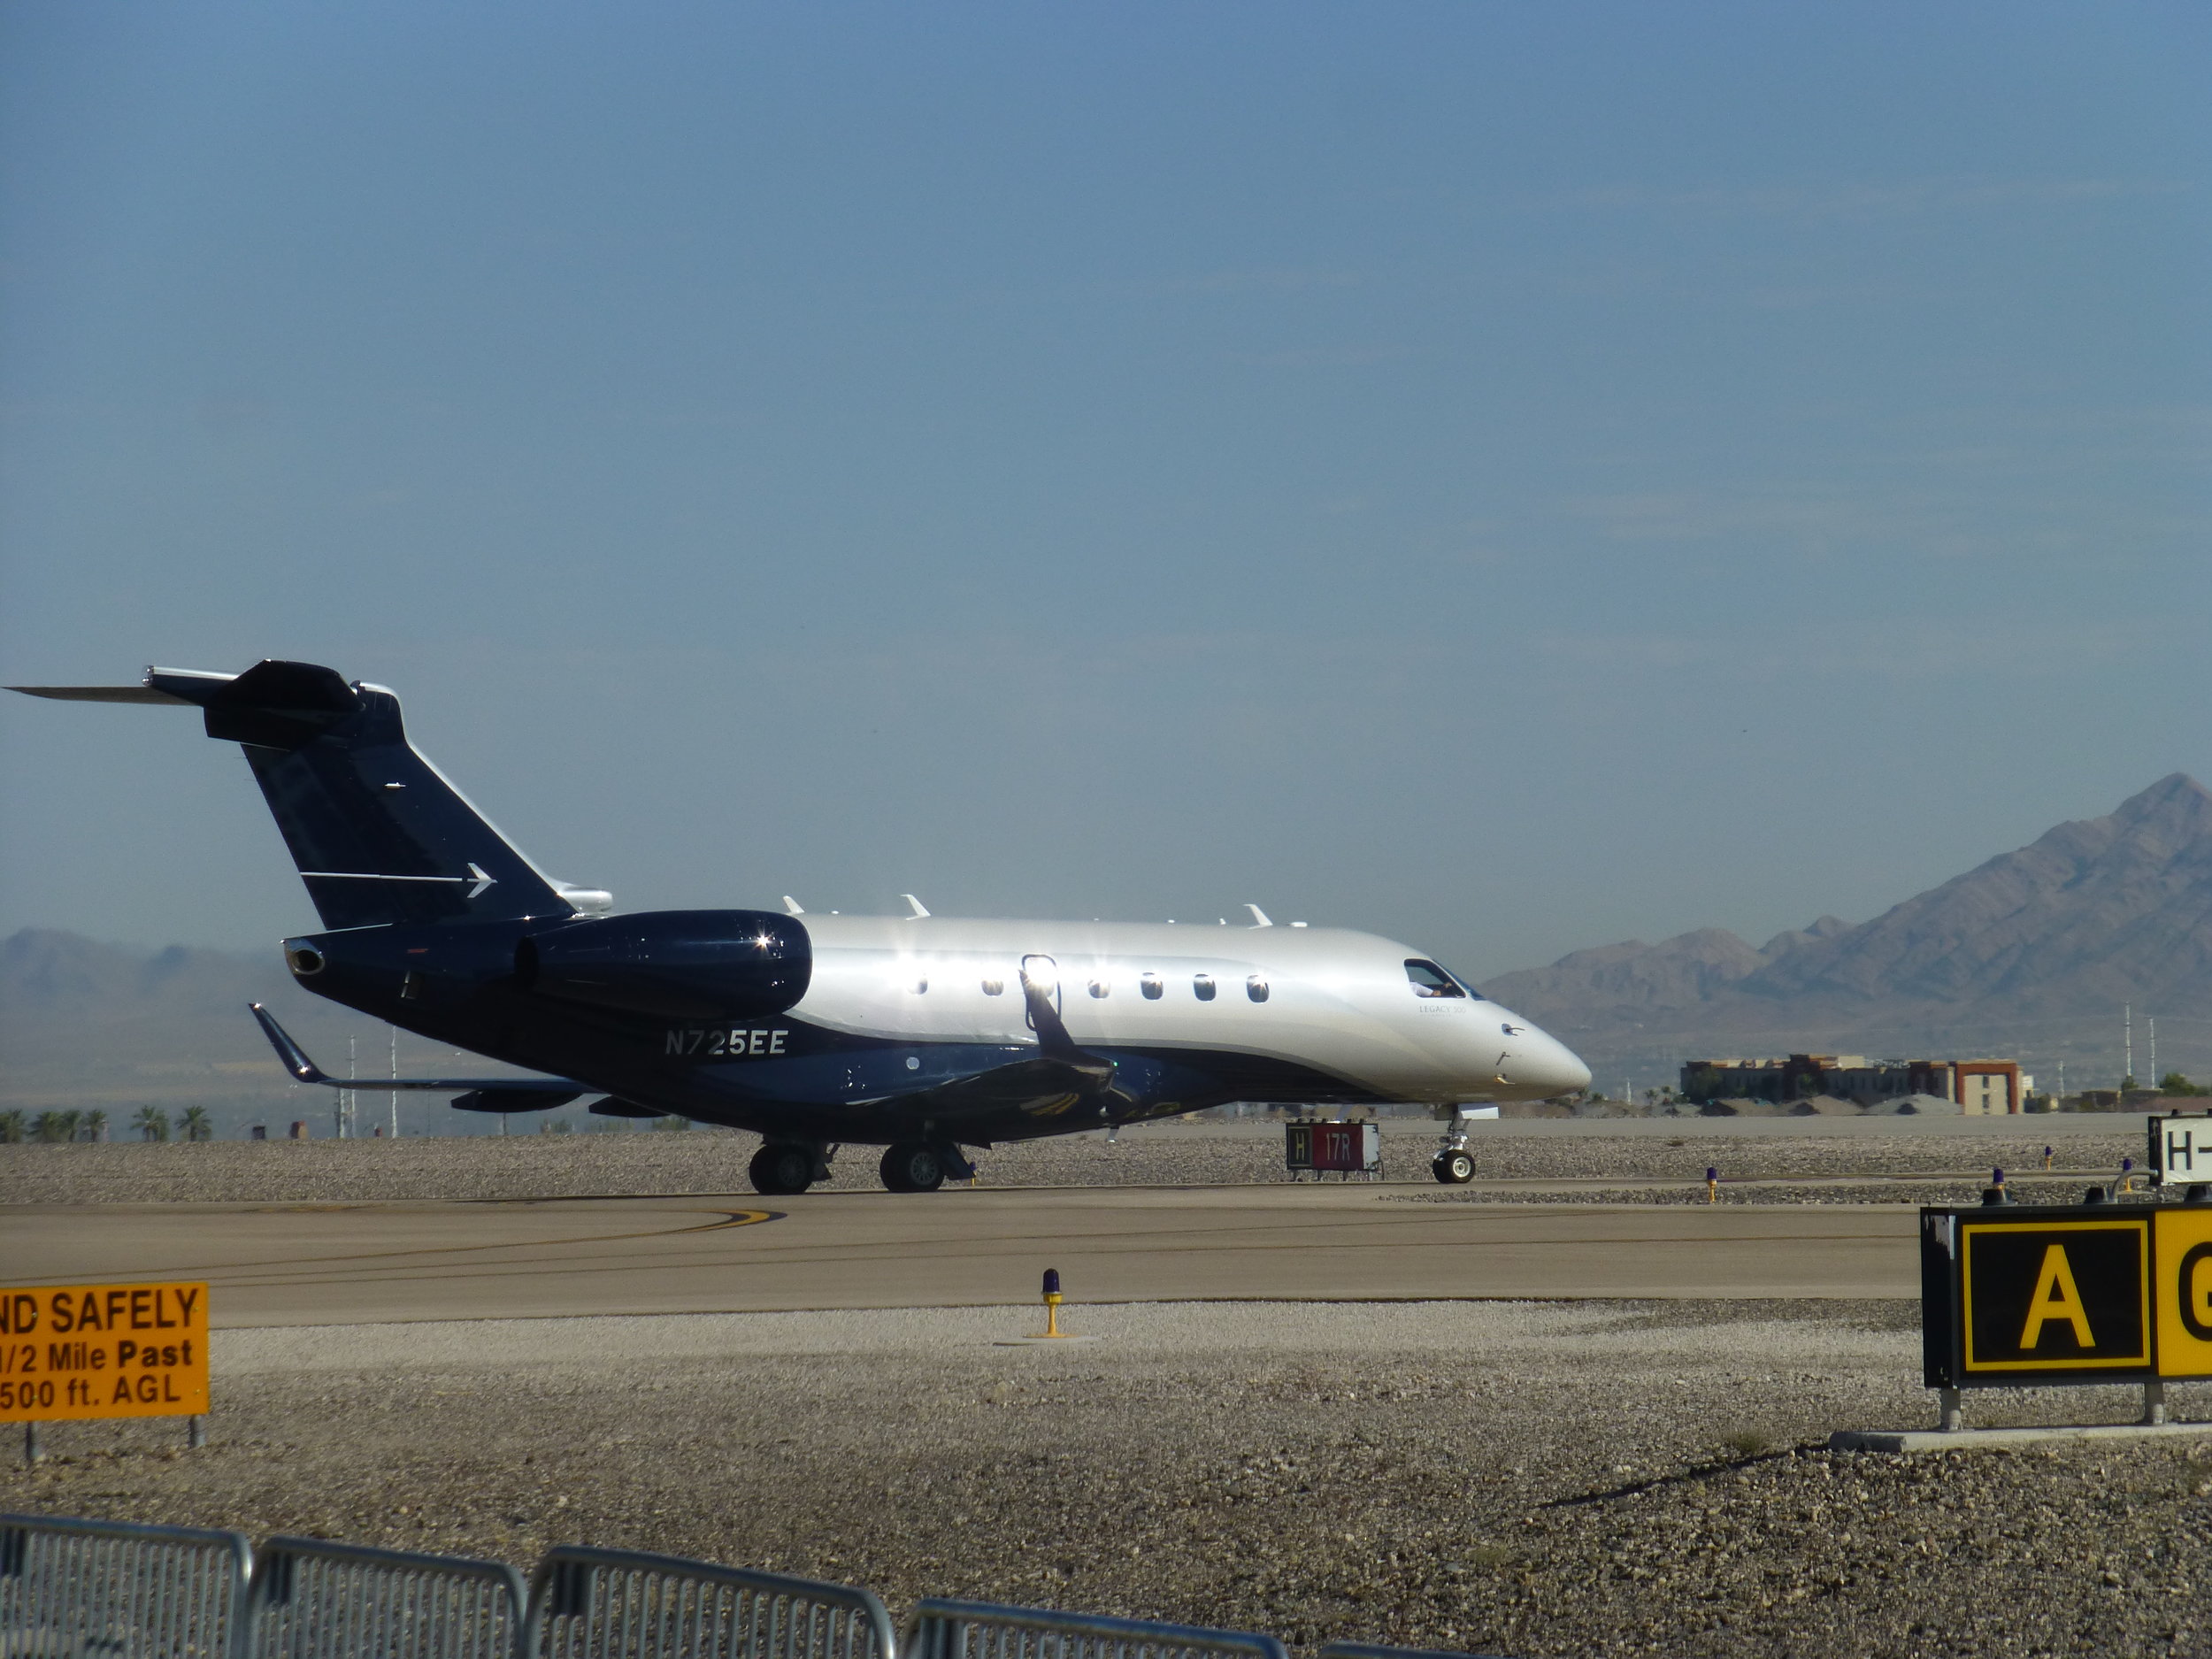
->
[{"left": 1405, "top": 959, "right": 1468, "bottom": 999}]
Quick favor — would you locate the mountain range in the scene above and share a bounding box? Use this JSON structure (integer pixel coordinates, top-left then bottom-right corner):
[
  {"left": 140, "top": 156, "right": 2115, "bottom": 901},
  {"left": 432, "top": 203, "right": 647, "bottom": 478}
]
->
[{"left": 1479, "top": 773, "right": 2212, "bottom": 1087}]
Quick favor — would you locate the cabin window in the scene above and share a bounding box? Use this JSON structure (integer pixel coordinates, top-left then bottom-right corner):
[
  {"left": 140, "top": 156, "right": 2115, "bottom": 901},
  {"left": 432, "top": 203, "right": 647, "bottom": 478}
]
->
[
  {"left": 981, "top": 979, "right": 1004, "bottom": 995},
  {"left": 910, "top": 978, "right": 929, "bottom": 995},
  {"left": 1404, "top": 959, "right": 1466, "bottom": 999},
  {"left": 1193, "top": 974, "right": 1217, "bottom": 1001},
  {"left": 1088, "top": 979, "right": 1110, "bottom": 998},
  {"left": 1247, "top": 975, "right": 1269, "bottom": 1002},
  {"left": 1141, "top": 972, "right": 1164, "bottom": 1000}
]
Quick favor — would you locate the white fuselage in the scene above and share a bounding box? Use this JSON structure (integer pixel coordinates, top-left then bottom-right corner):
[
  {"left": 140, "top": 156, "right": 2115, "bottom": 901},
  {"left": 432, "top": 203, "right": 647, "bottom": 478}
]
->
[{"left": 782, "top": 913, "right": 1590, "bottom": 1104}]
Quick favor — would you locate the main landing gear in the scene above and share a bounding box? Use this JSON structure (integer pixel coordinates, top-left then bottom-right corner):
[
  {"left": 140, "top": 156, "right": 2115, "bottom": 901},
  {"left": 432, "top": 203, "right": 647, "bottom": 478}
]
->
[
  {"left": 749, "top": 1142, "right": 826, "bottom": 1196},
  {"left": 747, "top": 1139, "right": 978, "bottom": 1194},
  {"left": 879, "top": 1141, "right": 977, "bottom": 1193},
  {"left": 880, "top": 1142, "right": 944, "bottom": 1193}
]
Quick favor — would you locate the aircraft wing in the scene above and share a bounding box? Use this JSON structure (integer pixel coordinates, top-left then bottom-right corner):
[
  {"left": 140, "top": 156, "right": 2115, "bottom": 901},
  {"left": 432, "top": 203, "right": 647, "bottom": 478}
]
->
[
  {"left": 249, "top": 1003, "right": 588, "bottom": 1094},
  {"left": 871, "top": 1051, "right": 1122, "bottom": 1125},
  {"left": 863, "top": 974, "right": 1125, "bottom": 1125}
]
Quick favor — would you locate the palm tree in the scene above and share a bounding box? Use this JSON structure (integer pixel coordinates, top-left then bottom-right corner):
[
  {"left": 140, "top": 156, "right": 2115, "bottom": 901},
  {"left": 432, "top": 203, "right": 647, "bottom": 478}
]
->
[
  {"left": 180, "top": 1106, "right": 212, "bottom": 1142},
  {"left": 82, "top": 1110, "right": 108, "bottom": 1142},
  {"left": 0, "top": 1110, "right": 22, "bottom": 1144},
  {"left": 133, "top": 1105, "right": 171, "bottom": 1143}
]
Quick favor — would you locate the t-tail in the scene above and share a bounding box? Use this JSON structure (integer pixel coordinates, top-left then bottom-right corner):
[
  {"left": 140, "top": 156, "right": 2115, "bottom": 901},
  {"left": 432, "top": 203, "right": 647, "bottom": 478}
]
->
[{"left": 10, "top": 660, "right": 609, "bottom": 929}]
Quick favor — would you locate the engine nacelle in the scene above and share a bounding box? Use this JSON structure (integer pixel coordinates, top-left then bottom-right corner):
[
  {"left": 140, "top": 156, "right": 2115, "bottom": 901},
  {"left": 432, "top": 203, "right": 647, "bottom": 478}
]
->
[{"left": 515, "top": 910, "right": 810, "bottom": 1021}]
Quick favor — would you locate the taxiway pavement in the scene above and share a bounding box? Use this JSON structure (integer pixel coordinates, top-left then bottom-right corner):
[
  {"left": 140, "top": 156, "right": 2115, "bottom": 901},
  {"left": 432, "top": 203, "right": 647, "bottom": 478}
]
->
[{"left": 1, "top": 1184, "right": 1917, "bottom": 1325}]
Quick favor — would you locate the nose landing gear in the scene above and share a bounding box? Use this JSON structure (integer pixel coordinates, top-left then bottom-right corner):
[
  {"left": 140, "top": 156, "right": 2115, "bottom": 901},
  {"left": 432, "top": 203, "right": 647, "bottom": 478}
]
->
[{"left": 1430, "top": 1104, "right": 1486, "bottom": 1184}]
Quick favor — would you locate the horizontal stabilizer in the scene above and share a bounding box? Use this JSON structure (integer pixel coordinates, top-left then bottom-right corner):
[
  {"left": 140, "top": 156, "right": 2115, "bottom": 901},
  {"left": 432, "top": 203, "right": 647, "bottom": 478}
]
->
[
  {"left": 9, "top": 684, "right": 190, "bottom": 703},
  {"left": 250, "top": 1003, "right": 585, "bottom": 1094},
  {"left": 7, "top": 667, "right": 237, "bottom": 706}
]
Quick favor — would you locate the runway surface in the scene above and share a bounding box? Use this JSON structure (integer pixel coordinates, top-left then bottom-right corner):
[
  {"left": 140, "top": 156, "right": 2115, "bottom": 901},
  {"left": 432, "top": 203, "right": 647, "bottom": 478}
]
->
[{"left": 1, "top": 1184, "right": 1918, "bottom": 1325}]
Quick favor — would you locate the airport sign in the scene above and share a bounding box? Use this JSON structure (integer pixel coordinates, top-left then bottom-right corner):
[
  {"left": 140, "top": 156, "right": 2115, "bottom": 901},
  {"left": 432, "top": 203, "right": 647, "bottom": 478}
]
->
[
  {"left": 0, "top": 1281, "right": 210, "bottom": 1421},
  {"left": 2148, "top": 1110, "right": 2212, "bottom": 1187},
  {"left": 1922, "top": 1206, "right": 2212, "bottom": 1388}
]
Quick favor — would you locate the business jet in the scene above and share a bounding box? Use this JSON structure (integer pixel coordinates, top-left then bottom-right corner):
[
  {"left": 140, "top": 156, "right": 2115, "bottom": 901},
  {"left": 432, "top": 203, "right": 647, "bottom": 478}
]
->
[{"left": 12, "top": 660, "right": 1591, "bottom": 1194}]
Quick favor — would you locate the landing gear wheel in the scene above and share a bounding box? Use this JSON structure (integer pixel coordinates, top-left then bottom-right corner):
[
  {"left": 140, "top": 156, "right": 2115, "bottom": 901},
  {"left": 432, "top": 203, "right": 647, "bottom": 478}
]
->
[
  {"left": 749, "top": 1144, "right": 816, "bottom": 1195},
  {"left": 880, "top": 1141, "right": 946, "bottom": 1193},
  {"left": 1432, "top": 1149, "right": 1475, "bottom": 1185}
]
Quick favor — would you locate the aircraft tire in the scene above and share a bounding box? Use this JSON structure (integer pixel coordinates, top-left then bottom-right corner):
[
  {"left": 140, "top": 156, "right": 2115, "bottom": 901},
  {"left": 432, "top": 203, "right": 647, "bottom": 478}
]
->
[
  {"left": 880, "top": 1141, "right": 945, "bottom": 1193},
  {"left": 749, "top": 1144, "right": 816, "bottom": 1195},
  {"left": 1432, "top": 1150, "right": 1475, "bottom": 1185}
]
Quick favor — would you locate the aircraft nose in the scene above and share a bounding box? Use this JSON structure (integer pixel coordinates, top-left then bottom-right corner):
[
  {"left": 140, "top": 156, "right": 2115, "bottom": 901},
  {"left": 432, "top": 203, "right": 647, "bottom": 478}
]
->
[
  {"left": 1525, "top": 1030, "right": 1592, "bottom": 1095},
  {"left": 1556, "top": 1043, "right": 1594, "bottom": 1094}
]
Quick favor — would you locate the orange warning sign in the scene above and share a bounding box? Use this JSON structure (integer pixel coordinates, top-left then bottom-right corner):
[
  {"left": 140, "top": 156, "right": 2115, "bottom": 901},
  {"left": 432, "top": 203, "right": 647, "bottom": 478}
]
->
[{"left": 0, "top": 1283, "right": 210, "bottom": 1421}]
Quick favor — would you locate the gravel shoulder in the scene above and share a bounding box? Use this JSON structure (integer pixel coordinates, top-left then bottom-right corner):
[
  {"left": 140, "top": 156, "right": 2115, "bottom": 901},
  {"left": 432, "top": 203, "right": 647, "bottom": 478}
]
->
[
  {"left": 5, "top": 1128, "right": 2195, "bottom": 1657},
  {"left": 4, "top": 1301, "right": 2207, "bottom": 1659},
  {"left": 0, "top": 1124, "right": 2144, "bottom": 1205}
]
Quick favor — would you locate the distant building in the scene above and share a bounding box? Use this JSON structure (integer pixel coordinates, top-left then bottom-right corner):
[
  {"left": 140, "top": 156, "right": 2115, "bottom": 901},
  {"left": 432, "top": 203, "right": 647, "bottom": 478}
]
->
[
  {"left": 1956, "top": 1061, "right": 2029, "bottom": 1115},
  {"left": 1679, "top": 1054, "right": 2032, "bottom": 1113}
]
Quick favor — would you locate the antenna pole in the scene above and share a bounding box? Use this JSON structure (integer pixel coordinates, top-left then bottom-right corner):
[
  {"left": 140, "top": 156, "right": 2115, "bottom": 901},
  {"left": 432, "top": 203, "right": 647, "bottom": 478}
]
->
[
  {"left": 389, "top": 1027, "right": 399, "bottom": 1139},
  {"left": 2125, "top": 1003, "right": 2134, "bottom": 1089}
]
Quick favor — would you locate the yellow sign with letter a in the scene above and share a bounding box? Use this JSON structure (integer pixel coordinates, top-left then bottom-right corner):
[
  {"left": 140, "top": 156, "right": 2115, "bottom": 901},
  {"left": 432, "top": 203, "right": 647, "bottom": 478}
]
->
[{"left": 0, "top": 1282, "right": 211, "bottom": 1421}]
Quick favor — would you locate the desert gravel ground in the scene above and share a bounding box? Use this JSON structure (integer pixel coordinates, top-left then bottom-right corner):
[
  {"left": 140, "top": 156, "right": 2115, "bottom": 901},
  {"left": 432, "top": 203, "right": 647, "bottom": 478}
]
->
[
  {"left": 0, "top": 1121, "right": 2144, "bottom": 1205},
  {"left": 5, "top": 1126, "right": 2200, "bottom": 1657},
  {"left": 4, "top": 1302, "right": 2209, "bottom": 1659}
]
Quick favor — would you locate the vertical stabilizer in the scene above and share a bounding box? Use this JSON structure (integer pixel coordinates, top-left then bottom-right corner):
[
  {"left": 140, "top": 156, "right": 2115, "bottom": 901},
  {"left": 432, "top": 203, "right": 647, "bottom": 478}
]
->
[{"left": 15, "top": 660, "right": 581, "bottom": 930}]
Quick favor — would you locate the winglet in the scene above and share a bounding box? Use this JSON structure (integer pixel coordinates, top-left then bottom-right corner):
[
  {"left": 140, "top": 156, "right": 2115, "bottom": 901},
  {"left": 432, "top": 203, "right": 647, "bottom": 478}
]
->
[
  {"left": 250, "top": 1002, "right": 330, "bottom": 1084},
  {"left": 1245, "top": 903, "right": 1273, "bottom": 927},
  {"left": 902, "top": 894, "right": 930, "bottom": 919},
  {"left": 783, "top": 895, "right": 805, "bottom": 916}
]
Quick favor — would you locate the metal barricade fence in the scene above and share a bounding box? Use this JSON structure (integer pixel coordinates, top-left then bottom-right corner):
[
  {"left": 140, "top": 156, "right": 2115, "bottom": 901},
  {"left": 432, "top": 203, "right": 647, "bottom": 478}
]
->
[
  {"left": 242, "top": 1535, "right": 526, "bottom": 1659},
  {"left": 902, "top": 1598, "right": 1287, "bottom": 1659},
  {"left": 5, "top": 1511, "right": 1478, "bottom": 1659},
  {"left": 526, "top": 1546, "right": 894, "bottom": 1659},
  {"left": 0, "top": 1510, "right": 250, "bottom": 1659}
]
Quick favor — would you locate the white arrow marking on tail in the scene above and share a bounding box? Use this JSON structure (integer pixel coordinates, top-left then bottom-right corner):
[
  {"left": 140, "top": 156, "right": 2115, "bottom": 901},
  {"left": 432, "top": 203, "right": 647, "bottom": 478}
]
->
[{"left": 466, "top": 863, "right": 495, "bottom": 899}]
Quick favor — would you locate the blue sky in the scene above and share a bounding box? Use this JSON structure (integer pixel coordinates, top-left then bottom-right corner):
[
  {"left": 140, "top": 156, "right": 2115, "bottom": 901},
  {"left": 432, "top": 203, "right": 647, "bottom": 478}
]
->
[{"left": 2, "top": 1, "right": 2207, "bottom": 979}]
